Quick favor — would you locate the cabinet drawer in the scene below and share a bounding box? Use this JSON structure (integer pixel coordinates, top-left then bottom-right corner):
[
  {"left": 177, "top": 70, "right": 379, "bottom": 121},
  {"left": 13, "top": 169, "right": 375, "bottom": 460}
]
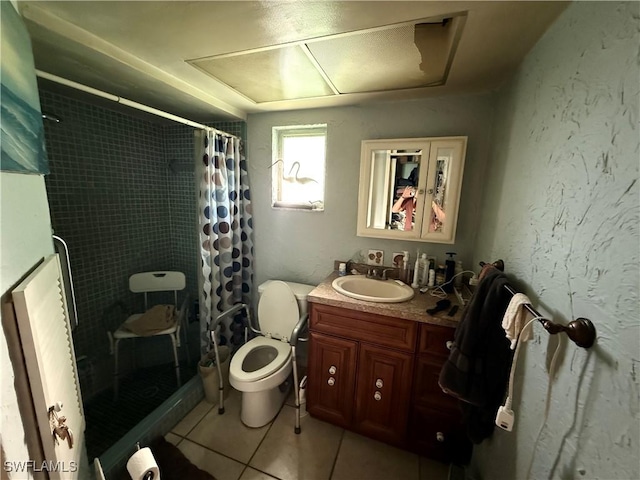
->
[
  {"left": 310, "top": 304, "right": 417, "bottom": 352},
  {"left": 408, "top": 406, "right": 471, "bottom": 464},
  {"left": 413, "top": 355, "right": 459, "bottom": 412},
  {"left": 418, "top": 323, "right": 456, "bottom": 357}
]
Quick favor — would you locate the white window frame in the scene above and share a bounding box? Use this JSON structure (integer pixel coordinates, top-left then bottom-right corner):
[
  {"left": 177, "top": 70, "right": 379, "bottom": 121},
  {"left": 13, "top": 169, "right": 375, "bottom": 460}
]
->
[{"left": 272, "top": 124, "right": 327, "bottom": 211}]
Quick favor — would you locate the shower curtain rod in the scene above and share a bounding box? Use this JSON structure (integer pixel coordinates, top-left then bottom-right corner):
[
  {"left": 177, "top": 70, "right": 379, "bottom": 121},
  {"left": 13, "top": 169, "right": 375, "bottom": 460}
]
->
[{"left": 36, "top": 70, "right": 239, "bottom": 139}]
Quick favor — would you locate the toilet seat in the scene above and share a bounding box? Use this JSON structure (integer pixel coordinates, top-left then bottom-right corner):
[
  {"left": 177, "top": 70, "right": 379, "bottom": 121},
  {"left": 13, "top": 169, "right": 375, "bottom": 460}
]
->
[{"left": 230, "top": 336, "right": 292, "bottom": 383}]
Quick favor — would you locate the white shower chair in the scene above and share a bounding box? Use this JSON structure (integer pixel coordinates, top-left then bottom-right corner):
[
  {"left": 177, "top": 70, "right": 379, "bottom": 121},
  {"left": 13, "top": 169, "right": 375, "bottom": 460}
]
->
[{"left": 109, "top": 271, "right": 187, "bottom": 400}]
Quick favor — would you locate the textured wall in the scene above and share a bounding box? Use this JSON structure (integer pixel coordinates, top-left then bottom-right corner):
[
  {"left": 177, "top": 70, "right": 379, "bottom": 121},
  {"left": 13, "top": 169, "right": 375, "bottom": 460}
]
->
[
  {"left": 470, "top": 2, "right": 639, "bottom": 479},
  {"left": 246, "top": 95, "right": 495, "bottom": 289}
]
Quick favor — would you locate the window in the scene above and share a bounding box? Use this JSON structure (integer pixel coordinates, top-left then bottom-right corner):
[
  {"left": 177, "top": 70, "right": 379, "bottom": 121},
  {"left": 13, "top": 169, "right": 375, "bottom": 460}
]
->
[{"left": 272, "top": 124, "right": 326, "bottom": 210}]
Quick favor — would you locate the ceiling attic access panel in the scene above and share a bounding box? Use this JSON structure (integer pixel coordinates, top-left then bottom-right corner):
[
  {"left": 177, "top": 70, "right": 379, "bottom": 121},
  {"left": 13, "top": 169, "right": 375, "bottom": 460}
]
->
[
  {"left": 307, "top": 16, "right": 464, "bottom": 94},
  {"left": 190, "top": 45, "right": 336, "bottom": 103},
  {"left": 187, "top": 14, "right": 466, "bottom": 104}
]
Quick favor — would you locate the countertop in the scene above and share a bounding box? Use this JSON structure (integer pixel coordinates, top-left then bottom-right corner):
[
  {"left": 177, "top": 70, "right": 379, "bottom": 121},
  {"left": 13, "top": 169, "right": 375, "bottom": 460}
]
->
[{"left": 308, "top": 272, "right": 464, "bottom": 328}]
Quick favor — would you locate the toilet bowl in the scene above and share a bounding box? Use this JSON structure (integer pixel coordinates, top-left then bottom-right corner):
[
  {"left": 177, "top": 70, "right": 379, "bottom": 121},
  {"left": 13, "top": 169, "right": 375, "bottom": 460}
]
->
[{"left": 229, "top": 280, "right": 314, "bottom": 428}]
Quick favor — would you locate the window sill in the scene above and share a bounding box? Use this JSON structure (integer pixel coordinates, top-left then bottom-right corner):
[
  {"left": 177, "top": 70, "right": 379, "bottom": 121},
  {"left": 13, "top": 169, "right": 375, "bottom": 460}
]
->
[{"left": 272, "top": 201, "right": 324, "bottom": 211}]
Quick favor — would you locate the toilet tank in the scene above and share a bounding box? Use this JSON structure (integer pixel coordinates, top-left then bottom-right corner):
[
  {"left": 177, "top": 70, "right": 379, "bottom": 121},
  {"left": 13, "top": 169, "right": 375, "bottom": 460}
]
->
[{"left": 258, "top": 280, "right": 315, "bottom": 317}]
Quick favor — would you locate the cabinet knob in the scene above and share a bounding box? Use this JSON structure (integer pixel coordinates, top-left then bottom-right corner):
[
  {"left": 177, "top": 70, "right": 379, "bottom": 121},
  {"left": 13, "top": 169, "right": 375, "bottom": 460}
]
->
[
  {"left": 436, "top": 432, "right": 445, "bottom": 442},
  {"left": 427, "top": 188, "right": 434, "bottom": 195},
  {"left": 328, "top": 366, "right": 337, "bottom": 375},
  {"left": 327, "top": 377, "right": 335, "bottom": 386},
  {"left": 375, "top": 379, "right": 384, "bottom": 389},
  {"left": 374, "top": 391, "right": 382, "bottom": 401},
  {"left": 446, "top": 341, "right": 453, "bottom": 350}
]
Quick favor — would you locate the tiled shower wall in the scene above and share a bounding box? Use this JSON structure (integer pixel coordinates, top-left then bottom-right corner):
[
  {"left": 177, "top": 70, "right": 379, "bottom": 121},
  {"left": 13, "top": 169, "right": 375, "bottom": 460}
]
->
[{"left": 40, "top": 88, "right": 246, "bottom": 400}]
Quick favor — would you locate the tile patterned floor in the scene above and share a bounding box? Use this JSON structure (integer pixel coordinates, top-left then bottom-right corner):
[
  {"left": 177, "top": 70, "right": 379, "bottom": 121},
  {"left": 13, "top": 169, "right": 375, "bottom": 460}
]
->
[{"left": 167, "top": 389, "right": 451, "bottom": 480}]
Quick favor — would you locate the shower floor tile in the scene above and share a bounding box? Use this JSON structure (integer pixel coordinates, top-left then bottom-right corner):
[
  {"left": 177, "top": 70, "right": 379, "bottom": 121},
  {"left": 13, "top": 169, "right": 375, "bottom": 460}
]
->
[{"left": 84, "top": 362, "right": 196, "bottom": 460}]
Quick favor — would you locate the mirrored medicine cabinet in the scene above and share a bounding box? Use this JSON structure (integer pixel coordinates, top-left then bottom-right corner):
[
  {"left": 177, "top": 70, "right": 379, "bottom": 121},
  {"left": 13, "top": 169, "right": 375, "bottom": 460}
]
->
[{"left": 356, "top": 137, "right": 467, "bottom": 244}]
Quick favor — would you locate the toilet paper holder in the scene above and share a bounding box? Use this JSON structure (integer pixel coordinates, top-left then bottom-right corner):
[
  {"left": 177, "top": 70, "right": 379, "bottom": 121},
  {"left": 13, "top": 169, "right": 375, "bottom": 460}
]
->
[{"left": 135, "top": 443, "right": 155, "bottom": 480}]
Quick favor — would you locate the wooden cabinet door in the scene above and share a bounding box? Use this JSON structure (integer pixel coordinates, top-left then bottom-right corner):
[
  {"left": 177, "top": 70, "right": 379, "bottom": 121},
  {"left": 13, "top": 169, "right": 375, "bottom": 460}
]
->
[
  {"left": 307, "top": 332, "right": 358, "bottom": 428},
  {"left": 354, "top": 343, "right": 413, "bottom": 444},
  {"left": 413, "top": 355, "right": 459, "bottom": 413}
]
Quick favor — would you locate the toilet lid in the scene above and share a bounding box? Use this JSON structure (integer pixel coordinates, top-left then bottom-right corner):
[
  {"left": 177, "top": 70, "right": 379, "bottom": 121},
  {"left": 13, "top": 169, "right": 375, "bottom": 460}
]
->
[{"left": 258, "top": 280, "right": 300, "bottom": 340}]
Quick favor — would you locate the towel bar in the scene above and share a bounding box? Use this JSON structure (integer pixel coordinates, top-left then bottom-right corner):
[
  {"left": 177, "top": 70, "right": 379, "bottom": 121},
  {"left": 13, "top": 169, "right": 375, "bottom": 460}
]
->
[{"left": 479, "top": 260, "right": 596, "bottom": 349}]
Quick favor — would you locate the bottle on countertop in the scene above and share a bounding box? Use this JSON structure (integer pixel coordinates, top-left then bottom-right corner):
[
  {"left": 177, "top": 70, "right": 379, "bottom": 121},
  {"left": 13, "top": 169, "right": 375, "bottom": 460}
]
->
[
  {"left": 444, "top": 252, "right": 456, "bottom": 293},
  {"left": 402, "top": 251, "right": 410, "bottom": 283},
  {"left": 411, "top": 250, "right": 421, "bottom": 288},
  {"left": 428, "top": 268, "right": 435, "bottom": 287},
  {"left": 419, "top": 253, "right": 429, "bottom": 286},
  {"left": 435, "top": 265, "right": 446, "bottom": 286},
  {"left": 454, "top": 260, "right": 463, "bottom": 288},
  {"left": 339, "top": 262, "right": 347, "bottom": 276}
]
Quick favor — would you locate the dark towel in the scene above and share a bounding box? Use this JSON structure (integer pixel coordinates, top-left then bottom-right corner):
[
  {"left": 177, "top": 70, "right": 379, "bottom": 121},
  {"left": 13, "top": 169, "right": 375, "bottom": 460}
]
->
[
  {"left": 438, "top": 267, "right": 513, "bottom": 443},
  {"left": 149, "top": 436, "right": 217, "bottom": 480}
]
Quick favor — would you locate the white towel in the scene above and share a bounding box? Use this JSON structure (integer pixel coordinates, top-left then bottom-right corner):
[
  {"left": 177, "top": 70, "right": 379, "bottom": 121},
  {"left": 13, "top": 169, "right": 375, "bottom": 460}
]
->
[{"left": 502, "top": 293, "right": 533, "bottom": 350}]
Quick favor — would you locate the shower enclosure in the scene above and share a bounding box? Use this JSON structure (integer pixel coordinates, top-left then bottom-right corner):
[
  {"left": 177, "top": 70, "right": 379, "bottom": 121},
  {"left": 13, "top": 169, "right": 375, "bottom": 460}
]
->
[{"left": 39, "top": 85, "right": 246, "bottom": 473}]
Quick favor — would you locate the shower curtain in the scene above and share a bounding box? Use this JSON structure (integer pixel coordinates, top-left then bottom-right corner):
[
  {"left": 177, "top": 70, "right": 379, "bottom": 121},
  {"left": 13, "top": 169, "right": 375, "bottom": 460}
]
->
[{"left": 198, "top": 130, "right": 253, "bottom": 353}]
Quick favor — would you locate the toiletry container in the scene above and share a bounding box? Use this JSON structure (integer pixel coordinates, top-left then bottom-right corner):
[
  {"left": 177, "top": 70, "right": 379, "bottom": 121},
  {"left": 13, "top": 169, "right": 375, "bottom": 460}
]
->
[
  {"left": 419, "top": 253, "right": 429, "bottom": 286},
  {"left": 428, "top": 269, "right": 436, "bottom": 287},
  {"left": 402, "top": 251, "right": 410, "bottom": 283},
  {"left": 339, "top": 263, "right": 347, "bottom": 276},
  {"left": 444, "top": 253, "right": 456, "bottom": 293},
  {"left": 454, "top": 261, "right": 463, "bottom": 288},
  {"left": 411, "top": 255, "right": 421, "bottom": 288}
]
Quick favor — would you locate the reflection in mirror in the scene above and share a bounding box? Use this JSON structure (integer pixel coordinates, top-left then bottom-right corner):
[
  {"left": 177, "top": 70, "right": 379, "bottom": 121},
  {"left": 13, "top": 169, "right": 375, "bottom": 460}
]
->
[
  {"left": 428, "top": 149, "right": 452, "bottom": 233},
  {"left": 358, "top": 137, "right": 466, "bottom": 244},
  {"left": 366, "top": 149, "right": 422, "bottom": 231}
]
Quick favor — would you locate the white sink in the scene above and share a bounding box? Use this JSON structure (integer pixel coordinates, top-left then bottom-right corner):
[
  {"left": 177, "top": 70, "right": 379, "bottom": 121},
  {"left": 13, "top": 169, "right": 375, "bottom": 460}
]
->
[{"left": 332, "top": 276, "right": 414, "bottom": 303}]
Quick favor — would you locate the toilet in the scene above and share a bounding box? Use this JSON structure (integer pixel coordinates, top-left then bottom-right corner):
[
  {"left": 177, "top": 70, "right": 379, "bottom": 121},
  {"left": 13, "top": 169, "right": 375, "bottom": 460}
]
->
[{"left": 229, "top": 280, "right": 314, "bottom": 428}]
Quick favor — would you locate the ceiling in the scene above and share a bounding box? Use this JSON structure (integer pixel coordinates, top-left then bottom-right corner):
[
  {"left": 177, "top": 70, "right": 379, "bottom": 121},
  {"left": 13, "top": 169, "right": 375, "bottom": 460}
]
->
[{"left": 19, "top": 1, "right": 568, "bottom": 123}]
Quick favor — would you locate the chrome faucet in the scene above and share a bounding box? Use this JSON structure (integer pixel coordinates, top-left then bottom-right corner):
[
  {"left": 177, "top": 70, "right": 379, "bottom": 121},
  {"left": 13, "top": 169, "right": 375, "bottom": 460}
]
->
[
  {"left": 367, "top": 268, "right": 395, "bottom": 280},
  {"left": 381, "top": 268, "right": 395, "bottom": 280}
]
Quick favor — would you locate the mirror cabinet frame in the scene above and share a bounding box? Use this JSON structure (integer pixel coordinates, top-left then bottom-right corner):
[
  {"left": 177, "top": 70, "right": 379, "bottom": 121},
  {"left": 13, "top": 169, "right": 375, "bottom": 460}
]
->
[{"left": 356, "top": 136, "right": 467, "bottom": 244}]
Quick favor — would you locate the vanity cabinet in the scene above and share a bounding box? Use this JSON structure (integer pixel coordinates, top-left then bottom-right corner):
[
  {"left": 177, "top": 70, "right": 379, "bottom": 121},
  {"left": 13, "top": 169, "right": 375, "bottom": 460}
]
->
[
  {"left": 308, "top": 302, "right": 471, "bottom": 463},
  {"left": 307, "top": 303, "right": 416, "bottom": 445},
  {"left": 356, "top": 137, "right": 467, "bottom": 244}
]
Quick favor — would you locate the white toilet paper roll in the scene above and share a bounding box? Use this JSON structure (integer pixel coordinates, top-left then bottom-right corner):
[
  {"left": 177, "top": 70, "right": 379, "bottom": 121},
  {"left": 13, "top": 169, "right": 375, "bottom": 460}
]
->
[{"left": 126, "top": 447, "right": 160, "bottom": 480}]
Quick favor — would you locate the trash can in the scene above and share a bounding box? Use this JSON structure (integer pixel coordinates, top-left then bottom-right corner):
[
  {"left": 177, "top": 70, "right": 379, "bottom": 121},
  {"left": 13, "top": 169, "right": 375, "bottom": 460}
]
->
[{"left": 198, "top": 346, "right": 230, "bottom": 404}]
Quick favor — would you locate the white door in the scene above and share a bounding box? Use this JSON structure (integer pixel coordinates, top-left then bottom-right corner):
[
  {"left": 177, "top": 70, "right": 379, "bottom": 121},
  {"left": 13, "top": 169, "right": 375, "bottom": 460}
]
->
[{"left": 12, "top": 254, "right": 85, "bottom": 479}]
